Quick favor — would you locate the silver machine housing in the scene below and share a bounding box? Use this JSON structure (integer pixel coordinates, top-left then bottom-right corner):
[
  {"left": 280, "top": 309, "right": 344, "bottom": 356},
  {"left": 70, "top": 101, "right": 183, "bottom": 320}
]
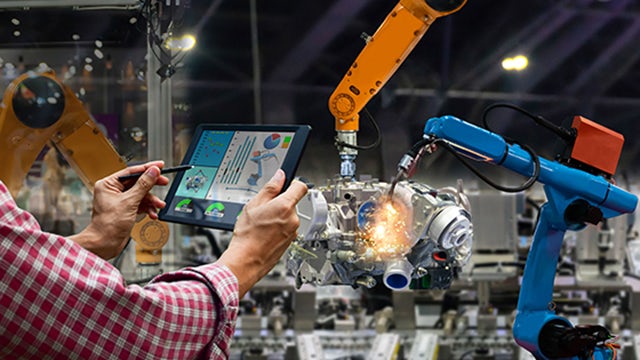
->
[{"left": 288, "top": 178, "right": 474, "bottom": 290}]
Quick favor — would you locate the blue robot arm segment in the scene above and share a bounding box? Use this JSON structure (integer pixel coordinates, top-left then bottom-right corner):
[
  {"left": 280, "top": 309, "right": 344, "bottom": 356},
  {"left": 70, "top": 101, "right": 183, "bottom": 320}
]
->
[
  {"left": 248, "top": 151, "right": 277, "bottom": 186},
  {"left": 423, "top": 116, "right": 636, "bottom": 217},
  {"left": 421, "top": 115, "right": 637, "bottom": 359}
]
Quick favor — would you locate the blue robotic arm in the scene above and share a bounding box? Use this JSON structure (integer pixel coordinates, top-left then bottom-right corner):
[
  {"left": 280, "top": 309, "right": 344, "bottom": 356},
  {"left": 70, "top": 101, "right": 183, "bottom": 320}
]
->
[{"left": 412, "top": 115, "right": 637, "bottom": 359}]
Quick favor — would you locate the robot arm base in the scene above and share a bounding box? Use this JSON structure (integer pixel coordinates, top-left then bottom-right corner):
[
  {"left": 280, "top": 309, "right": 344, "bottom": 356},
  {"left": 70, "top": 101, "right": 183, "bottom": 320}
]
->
[{"left": 539, "top": 319, "right": 613, "bottom": 359}]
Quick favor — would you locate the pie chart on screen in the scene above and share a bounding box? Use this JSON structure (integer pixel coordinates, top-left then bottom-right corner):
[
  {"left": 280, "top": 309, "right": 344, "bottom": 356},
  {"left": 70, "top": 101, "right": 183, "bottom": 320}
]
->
[{"left": 264, "top": 133, "right": 281, "bottom": 149}]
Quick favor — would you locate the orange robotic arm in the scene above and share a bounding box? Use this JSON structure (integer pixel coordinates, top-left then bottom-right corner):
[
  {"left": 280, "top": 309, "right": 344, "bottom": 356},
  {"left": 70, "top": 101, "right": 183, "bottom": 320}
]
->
[
  {"left": 0, "top": 69, "right": 167, "bottom": 264},
  {"left": 329, "top": 0, "right": 466, "bottom": 177},
  {"left": 0, "top": 70, "right": 125, "bottom": 195}
]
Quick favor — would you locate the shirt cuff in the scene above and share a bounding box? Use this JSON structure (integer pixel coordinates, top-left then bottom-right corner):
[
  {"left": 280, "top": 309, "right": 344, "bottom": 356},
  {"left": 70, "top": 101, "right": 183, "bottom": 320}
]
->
[
  {"left": 184, "top": 264, "right": 240, "bottom": 348},
  {"left": 152, "top": 263, "right": 240, "bottom": 341}
]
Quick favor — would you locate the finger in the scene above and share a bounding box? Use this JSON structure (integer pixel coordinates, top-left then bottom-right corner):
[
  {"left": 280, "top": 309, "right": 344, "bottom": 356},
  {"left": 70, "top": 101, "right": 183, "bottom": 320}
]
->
[
  {"left": 150, "top": 195, "right": 166, "bottom": 209},
  {"left": 121, "top": 174, "right": 169, "bottom": 191},
  {"left": 251, "top": 169, "right": 286, "bottom": 205},
  {"left": 112, "top": 160, "right": 165, "bottom": 179},
  {"left": 278, "top": 180, "right": 308, "bottom": 206},
  {"left": 141, "top": 193, "right": 166, "bottom": 210},
  {"left": 128, "top": 166, "right": 161, "bottom": 203},
  {"left": 156, "top": 175, "right": 170, "bottom": 186},
  {"left": 137, "top": 194, "right": 165, "bottom": 219},
  {"left": 147, "top": 207, "right": 159, "bottom": 220}
]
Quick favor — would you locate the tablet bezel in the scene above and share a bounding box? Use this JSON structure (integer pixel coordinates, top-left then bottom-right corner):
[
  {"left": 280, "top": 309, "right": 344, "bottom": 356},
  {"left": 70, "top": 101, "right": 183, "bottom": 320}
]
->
[{"left": 158, "top": 123, "right": 311, "bottom": 230}]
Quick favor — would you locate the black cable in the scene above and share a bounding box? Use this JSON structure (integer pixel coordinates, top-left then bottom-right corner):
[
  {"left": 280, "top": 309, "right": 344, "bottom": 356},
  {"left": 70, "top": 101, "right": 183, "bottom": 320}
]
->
[
  {"left": 334, "top": 108, "right": 382, "bottom": 151},
  {"left": 435, "top": 139, "right": 541, "bottom": 193},
  {"left": 624, "top": 272, "right": 640, "bottom": 281},
  {"left": 458, "top": 350, "right": 476, "bottom": 360},
  {"left": 482, "top": 103, "right": 574, "bottom": 142},
  {"left": 139, "top": 0, "right": 194, "bottom": 79},
  {"left": 409, "top": 137, "right": 432, "bottom": 157},
  {"left": 137, "top": 1, "right": 162, "bottom": 62},
  {"left": 134, "top": 0, "right": 152, "bottom": 35},
  {"left": 526, "top": 197, "right": 541, "bottom": 212},
  {"left": 397, "top": 105, "right": 546, "bottom": 193},
  {"left": 139, "top": 0, "right": 172, "bottom": 64},
  {"left": 526, "top": 197, "right": 542, "bottom": 231}
]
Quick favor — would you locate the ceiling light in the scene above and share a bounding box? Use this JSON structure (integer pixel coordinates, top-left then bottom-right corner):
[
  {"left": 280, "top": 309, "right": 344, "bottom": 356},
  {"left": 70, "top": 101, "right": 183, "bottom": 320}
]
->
[
  {"left": 85, "top": 57, "right": 93, "bottom": 64},
  {"left": 94, "top": 49, "right": 104, "bottom": 59},
  {"left": 11, "top": 18, "right": 20, "bottom": 26},
  {"left": 72, "top": 34, "right": 80, "bottom": 41},
  {"left": 13, "top": 30, "right": 20, "bottom": 37},
  {"left": 164, "top": 34, "right": 196, "bottom": 51},
  {"left": 129, "top": 17, "right": 138, "bottom": 24},
  {"left": 84, "top": 64, "right": 93, "bottom": 72},
  {"left": 501, "top": 55, "right": 529, "bottom": 71},
  {"left": 95, "top": 40, "right": 103, "bottom": 48}
]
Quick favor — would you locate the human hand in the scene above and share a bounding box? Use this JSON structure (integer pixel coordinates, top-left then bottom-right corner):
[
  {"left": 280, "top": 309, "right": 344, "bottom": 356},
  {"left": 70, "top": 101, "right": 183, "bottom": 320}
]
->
[
  {"left": 70, "top": 161, "right": 169, "bottom": 259},
  {"left": 218, "top": 169, "right": 308, "bottom": 297}
]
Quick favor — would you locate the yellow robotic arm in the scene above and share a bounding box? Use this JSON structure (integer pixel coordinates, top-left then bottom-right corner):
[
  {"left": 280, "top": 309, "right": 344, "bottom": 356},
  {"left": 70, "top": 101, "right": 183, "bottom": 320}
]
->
[
  {"left": 0, "top": 69, "right": 167, "bottom": 264},
  {"left": 329, "top": 0, "right": 467, "bottom": 177},
  {"left": 0, "top": 70, "right": 125, "bottom": 195}
]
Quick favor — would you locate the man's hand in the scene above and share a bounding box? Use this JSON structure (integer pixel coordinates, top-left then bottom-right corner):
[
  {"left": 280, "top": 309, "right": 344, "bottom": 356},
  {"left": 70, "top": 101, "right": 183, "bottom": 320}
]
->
[
  {"left": 218, "top": 169, "right": 308, "bottom": 297},
  {"left": 70, "top": 161, "right": 169, "bottom": 260}
]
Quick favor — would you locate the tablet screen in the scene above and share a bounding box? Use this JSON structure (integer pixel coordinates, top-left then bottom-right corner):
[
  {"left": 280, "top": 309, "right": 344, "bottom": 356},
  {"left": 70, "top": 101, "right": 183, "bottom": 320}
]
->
[{"left": 159, "top": 124, "right": 311, "bottom": 230}]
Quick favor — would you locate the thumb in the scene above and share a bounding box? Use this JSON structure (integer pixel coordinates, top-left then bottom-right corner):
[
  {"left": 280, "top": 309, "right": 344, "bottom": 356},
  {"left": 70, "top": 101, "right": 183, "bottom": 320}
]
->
[
  {"left": 251, "top": 169, "right": 285, "bottom": 205},
  {"left": 129, "top": 166, "right": 160, "bottom": 202}
]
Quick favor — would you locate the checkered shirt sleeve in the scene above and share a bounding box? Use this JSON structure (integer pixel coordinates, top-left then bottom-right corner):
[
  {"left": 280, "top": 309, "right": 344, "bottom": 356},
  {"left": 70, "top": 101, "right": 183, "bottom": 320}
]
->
[{"left": 0, "top": 182, "right": 239, "bottom": 359}]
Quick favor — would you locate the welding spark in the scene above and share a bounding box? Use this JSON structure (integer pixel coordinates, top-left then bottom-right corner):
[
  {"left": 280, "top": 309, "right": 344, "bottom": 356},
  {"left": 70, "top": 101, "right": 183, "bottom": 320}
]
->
[{"left": 362, "top": 198, "right": 411, "bottom": 259}]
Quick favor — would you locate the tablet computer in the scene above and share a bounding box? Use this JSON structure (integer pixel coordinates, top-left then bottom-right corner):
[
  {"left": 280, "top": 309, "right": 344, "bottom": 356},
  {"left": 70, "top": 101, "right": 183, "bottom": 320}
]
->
[{"left": 158, "top": 123, "right": 311, "bottom": 230}]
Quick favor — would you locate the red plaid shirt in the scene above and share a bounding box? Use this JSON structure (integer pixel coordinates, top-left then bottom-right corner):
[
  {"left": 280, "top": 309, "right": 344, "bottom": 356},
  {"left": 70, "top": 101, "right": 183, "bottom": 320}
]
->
[{"left": 0, "top": 181, "right": 239, "bottom": 359}]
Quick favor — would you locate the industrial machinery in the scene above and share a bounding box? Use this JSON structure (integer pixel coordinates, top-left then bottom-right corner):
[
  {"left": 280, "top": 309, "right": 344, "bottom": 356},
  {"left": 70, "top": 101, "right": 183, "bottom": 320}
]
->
[
  {"left": 290, "top": 177, "right": 473, "bottom": 290},
  {"left": 245, "top": 0, "right": 640, "bottom": 358},
  {"left": 387, "top": 114, "right": 636, "bottom": 359},
  {"left": 0, "top": 70, "right": 124, "bottom": 197},
  {"left": 328, "top": 0, "right": 467, "bottom": 179},
  {"left": 282, "top": 2, "right": 638, "bottom": 358},
  {"left": 0, "top": 69, "right": 169, "bottom": 264},
  {"left": 288, "top": 108, "right": 637, "bottom": 359},
  {"left": 2, "top": 3, "right": 638, "bottom": 359},
  {"left": 287, "top": 0, "right": 472, "bottom": 292}
]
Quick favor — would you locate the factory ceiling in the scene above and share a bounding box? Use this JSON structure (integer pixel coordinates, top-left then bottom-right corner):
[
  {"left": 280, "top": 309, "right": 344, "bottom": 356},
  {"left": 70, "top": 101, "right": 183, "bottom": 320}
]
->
[
  {"left": 0, "top": 0, "right": 639, "bottom": 179},
  {"left": 188, "top": 0, "right": 640, "bottom": 178}
]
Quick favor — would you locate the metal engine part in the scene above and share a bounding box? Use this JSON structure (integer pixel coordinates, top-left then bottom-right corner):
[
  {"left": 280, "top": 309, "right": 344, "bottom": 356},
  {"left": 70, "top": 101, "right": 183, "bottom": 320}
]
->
[{"left": 288, "top": 178, "right": 473, "bottom": 290}]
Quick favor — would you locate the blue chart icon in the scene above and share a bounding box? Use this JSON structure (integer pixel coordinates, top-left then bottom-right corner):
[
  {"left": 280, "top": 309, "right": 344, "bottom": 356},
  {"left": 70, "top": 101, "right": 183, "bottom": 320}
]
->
[{"left": 264, "top": 134, "right": 281, "bottom": 149}]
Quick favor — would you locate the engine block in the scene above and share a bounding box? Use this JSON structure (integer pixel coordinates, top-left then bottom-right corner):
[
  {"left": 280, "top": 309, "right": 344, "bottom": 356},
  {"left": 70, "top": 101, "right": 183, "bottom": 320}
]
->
[{"left": 288, "top": 178, "right": 473, "bottom": 290}]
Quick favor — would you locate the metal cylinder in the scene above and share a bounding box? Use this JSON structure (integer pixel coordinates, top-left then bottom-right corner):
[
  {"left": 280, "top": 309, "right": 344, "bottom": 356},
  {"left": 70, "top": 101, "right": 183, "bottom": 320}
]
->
[
  {"left": 337, "top": 130, "right": 358, "bottom": 178},
  {"left": 383, "top": 258, "right": 414, "bottom": 290},
  {"left": 428, "top": 206, "right": 472, "bottom": 249}
]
